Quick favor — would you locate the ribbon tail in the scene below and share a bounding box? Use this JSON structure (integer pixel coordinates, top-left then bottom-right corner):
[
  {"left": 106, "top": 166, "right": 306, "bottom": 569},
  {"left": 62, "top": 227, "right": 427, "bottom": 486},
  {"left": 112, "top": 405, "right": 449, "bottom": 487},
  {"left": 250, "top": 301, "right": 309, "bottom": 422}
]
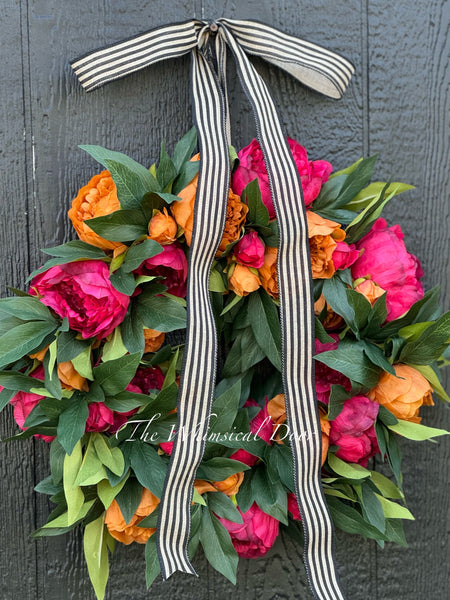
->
[
  {"left": 221, "top": 23, "right": 346, "bottom": 600},
  {"left": 156, "top": 44, "right": 230, "bottom": 580}
]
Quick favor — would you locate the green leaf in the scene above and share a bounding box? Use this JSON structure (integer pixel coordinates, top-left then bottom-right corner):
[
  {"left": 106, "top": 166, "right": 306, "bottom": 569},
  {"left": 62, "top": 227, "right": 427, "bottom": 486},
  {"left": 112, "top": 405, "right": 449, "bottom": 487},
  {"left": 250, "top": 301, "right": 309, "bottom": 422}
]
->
[
  {"left": 196, "top": 457, "right": 249, "bottom": 481},
  {"left": 57, "top": 394, "right": 89, "bottom": 455},
  {"left": 209, "top": 379, "right": 241, "bottom": 435},
  {"left": 248, "top": 290, "right": 282, "bottom": 370},
  {"left": 207, "top": 492, "right": 243, "bottom": 523},
  {"left": 315, "top": 317, "right": 334, "bottom": 344},
  {"left": 377, "top": 405, "right": 398, "bottom": 427},
  {"left": 322, "top": 277, "right": 355, "bottom": 331},
  {"left": 345, "top": 181, "right": 414, "bottom": 212},
  {"left": 156, "top": 142, "right": 178, "bottom": 190},
  {"left": 121, "top": 239, "right": 163, "bottom": 272},
  {"left": 135, "top": 294, "right": 187, "bottom": 332},
  {"left": 384, "top": 518, "right": 408, "bottom": 547},
  {"left": 172, "top": 160, "right": 200, "bottom": 195},
  {"left": 83, "top": 514, "right": 109, "bottom": 600},
  {"left": 345, "top": 183, "right": 394, "bottom": 244},
  {"left": 0, "top": 321, "right": 57, "bottom": 369},
  {"left": 361, "top": 340, "right": 396, "bottom": 375},
  {"left": 0, "top": 371, "right": 48, "bottom": 393},
  {"left": 101, "top": 327, "right": 128, "bottom": 362},
  {"left": 409, "top": 363, "right": 450, "bottom": 402},
  {"left": 87, "top": 209, "right": 148, "bottom": 242},
  {"left": 370, "top": 471, "right": 403, "bottom": 500},
  {"left": 328, "top": 453, "right": 371, "bottom": 480},
  {"left": 0, "top": 296, "right": 57, "bottom": 322},
  {"left": 333, "top": 155, "right": 378, "bottom": 209},
  {"left": 71, "top": 346, "right": 94, "bottom": 380},
  {"left": 57, "top": 331, "right": 92, "bottom": 363},
  {"left": 145, "top": 536, "right": 161, "bottom": 588},
  {"left": 222, "top": 327, "right": 266, "bottom": 377},
  {"left": 93, "top": 434, "right": 125, "bottom": 476},
  {"left": 312, "top": 175, "right": 347, "bottom": 211},
  {"left": 115, "top": 478, "right": 143, "bottom": 524},
  {"left": 97, "top": 477, "right": 128, "bottom": 510},
  {"left": 200, "top": 509, "right": 238, "bottom": 584},
  {"left": 42, "top": 240, "right": 107, "bottom": 260},
  {"left": 314, "top": 339, "right": 381, "bottom": 388},
  {"left": 102, "top": 159, "right": 149, "bottom": 209},
  {"left": 327, "top": 496, "right": 387, "bottom": 541},
  {"left": 388, "top": 420, "right": 449, "bottom": 441},
  {"left": 328, "top": 384, "right": 352, "bottom": 420},
  {"left": 266, "top": 443, "right": 294, "bottom": 492},
  {"left": 129, "top": 442, "right": 167, "bottom": 497},
  {"left": 121, "top": 309, "right": 145, "bottom": 354},
  {"left": 359, "top": 483, "right": 385, "bottom": 533},
  {"left": 251, "top": 467, "right": 288, "bottom": 524},
  {"left": 241, "top": 179, "right": 269, "bottom": 226},
  {"left": 375, "top": 494, "right": 414, "bottom": 520},
  {"left": 0, "top": 387, "right": 14, "bottom": 412},
  {"left": 93, "top": 353, "right": 141, "bottom": 396},
  {"left": 41, "top": 499, "right": 96, "bottom": 529},
  {"left": 399, "top": 311, "right": 450, "bottom": 365},
  {"left": 63, "top": 441, "right": 85, "bottom": 524},
  {"left": 75, "top": 437, "right": 105, "bottom": 486},
  {"left": 172, "top": 127, "right": 197, "bottom": 172},
  {"left": 109, "top": 269, "right": 136, "bottom": 296}
]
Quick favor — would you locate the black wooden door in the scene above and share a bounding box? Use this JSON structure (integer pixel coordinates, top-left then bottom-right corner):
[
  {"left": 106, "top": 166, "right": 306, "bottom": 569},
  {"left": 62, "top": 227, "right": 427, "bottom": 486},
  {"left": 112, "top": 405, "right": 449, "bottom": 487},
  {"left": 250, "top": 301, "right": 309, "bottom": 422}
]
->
[{"left": 1, "top": 1, "right": 448, "bottom": 598}]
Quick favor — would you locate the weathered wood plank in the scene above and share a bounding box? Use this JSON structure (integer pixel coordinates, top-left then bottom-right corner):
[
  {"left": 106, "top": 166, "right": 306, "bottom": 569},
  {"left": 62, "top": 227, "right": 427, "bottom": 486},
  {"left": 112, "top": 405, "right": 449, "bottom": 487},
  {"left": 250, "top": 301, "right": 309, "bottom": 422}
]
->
[{"left": 368, "top": 1, "right": 450, "bottom": 598}]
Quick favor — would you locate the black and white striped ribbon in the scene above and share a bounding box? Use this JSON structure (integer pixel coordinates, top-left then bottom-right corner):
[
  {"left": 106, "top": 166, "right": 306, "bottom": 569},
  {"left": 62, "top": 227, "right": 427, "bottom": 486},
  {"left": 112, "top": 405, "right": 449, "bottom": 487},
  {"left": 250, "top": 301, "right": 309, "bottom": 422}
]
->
[{"left": 71, "top": 19, "right": 353, "bottom": 600}]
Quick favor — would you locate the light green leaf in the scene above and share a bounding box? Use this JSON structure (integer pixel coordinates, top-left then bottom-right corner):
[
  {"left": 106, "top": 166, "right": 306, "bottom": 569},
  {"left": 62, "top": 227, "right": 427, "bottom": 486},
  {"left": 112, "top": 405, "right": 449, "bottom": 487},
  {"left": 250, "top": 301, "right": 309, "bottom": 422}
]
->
[
  {"left": 370, "top": 470, "right": 404, "bottom": 500},
  {"left": 42, "top": 499, "right": 96, "bottom": 528},
  {"left": 328, "top": 453, "right": 371, "bottom": 479},
  {"left": 83, "top": 514, "right": 109, "bottom": 600},
  {"left": 101, "top": 327, "right": 128, "bottom": 362},
  {"left": 72, "top": 346, "right": 94, "bottom": 380},
  {"left": 388, "top": 420, "right": 449, "bottom": 441},
  {"left": 408, "top": 363, "right": 450, "bottom": 402},
  {"left": 93, "top": 434, "right": 125, "bottom": 476},
  {"left": 63, "top": 441, "right": 85, "bottom": 525},
  {"left": 375, "top": 494, "right": 415, "bottom": 520},
  {"left": 97, "top": 476, "right": 128, "bottom": 510},
  {"left": 192, "top": 488, "right": 207, "bottom": 506}
]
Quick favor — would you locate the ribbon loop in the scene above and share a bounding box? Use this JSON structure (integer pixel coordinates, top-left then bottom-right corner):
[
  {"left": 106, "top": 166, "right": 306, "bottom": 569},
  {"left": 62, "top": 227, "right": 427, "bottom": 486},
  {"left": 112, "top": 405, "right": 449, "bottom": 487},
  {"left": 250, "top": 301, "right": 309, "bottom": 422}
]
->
[{"left": 71, "top": 19, "right": 354, "bottom": 600}]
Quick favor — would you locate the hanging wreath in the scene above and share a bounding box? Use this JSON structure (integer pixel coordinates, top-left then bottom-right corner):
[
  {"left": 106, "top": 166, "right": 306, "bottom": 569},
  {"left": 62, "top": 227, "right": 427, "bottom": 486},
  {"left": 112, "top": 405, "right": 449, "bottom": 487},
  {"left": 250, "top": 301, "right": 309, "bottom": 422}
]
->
[{"left": 0, "top": 128, "right": 448, "bottom": 599}]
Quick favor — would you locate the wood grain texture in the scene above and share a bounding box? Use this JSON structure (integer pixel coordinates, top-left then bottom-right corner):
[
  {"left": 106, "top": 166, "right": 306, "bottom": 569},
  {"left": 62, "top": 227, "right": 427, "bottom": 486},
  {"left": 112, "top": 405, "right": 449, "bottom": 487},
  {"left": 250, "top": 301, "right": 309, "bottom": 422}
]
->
[{"left": 0, "top": 0, "right": 448, "bottom": 598}]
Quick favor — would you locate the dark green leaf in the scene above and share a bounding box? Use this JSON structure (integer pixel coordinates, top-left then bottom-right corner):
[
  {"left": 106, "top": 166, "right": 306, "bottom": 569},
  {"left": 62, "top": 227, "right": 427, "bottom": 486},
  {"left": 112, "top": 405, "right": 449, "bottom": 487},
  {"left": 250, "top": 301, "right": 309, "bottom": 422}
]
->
[
  {"left": 377, "top": 405, "right": 399, "bottom": 427},
  {"left": 267, "top": 444, "right": 294, "bottom": 492},
  {"left": 129, "top": 442, "right": 167, "bottom": 497},
  {"left": 361, "top": 341, "right": 396, "bottom": 375},
  {"left": 103, "top": 159, "right": 150, "bottom": 209},
  {"left": 222, "top": 327, "right": 266, "bottom": 377},
  {"left": 0, "top": 387, "right": 15, "bottom": 412},
  {"left": 87, "top": 209, "right": 148, "bottom": 242},
  {"left": 251, "top": 467, "right": 288, "bottom": 524},
  {"left": 236, "top": 469, "right": 255, "bottom": 513},
  {"left": 360, "top": 484, "right": 386, "bottom": 533},
  {"left": 0, "top": 296, "right": 57, "bottom": 322},
  {"left": 248, "top": 290, "right": 282, "bottom": 370},
  {"left": 57, "top": 331, "right": 92, "bottom": 363},
  {"left": 109, "top": 268, "right": 136, "bottom": 295},
  {"left": 135, "top": 295, "right": 187, "bottom": 332},
  {"left": 399, "top": 311, "right": 450, "bottom": 364},
  {"left": 121, "top": 309, "right": 145, "bottom": 354},
  {"left": 207, "top": 492, "right": 243, "bottom": 523},
  {"left": 314, "top": 339, "right": 381, "bottom": 388},
  {"left": 41, "top": 240, "right": 107, "bottom": 260},
  {"left": 115, "top": 478, "right": 143, "bottom": 525},
  {"left": 328, "top": 384, "right": 352, "bottom": 420},
  {"left": 0, "top": 371, "right": 48, "bottom": 393},
  {"left": 200, "top": 509, "right": 238, "bottom": 584},
  {"left": 145, "top": 536, "right": 161, "bottom": 588},
  {"left": 209, "top": 379, "right": 241, "bottom": 435},
  {"left": 57, "top": 394, "right": 89, "bottom": 455},
  {"left": 241, "top": 179, "right": 269, "bottom": 226},
  {"left": 312, "top": 175, "right": 347, "bottom": 211},
  {"left": 121, "top": 239, "right": 163, "bottom": 273},
  {"left": 196, "top": 457, "right": 249, "bottom": 481},
  {"left": 327, "top": 496, "right": 386, "bottom": 540},
  {"left": 172, "top": 127, "right": 197, "bottom": 172},
  {"left": 322, "top": 277, "right": 355, "bottom": 331},
  {"left": 93, "top": 353, "right": 141, "bottom": 396},
  {"left": 0, "top": 321, "right": 57, "bottom": 370},
  {"left": 333, "top": 155, "right": 378, "bottom": 209},
  {"left": 315, "top": 317, "right": 334, "bottom": 344},
  {"left": 172, "top": 160, "right": 200, "bottom": 195},
  {"left": 156, "top": 142, "right": 177, "bottom": 190}
]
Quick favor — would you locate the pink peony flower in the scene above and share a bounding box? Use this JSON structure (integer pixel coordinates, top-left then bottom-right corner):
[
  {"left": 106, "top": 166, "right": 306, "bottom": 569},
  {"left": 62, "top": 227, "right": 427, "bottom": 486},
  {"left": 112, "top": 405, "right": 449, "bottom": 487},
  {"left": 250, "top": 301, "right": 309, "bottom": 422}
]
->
[
  {"left": 232, "top": 138, "right": 332, "bottom": 219},
  {"left": 351, "top": 218, "right": 424, "bottom": 321},
  {"left": 8, "top": 366, "right": 54, "bottom": 442},
  {"left": 135, "top": 241, "right": 188, "bottom": 298},
  {"left": 233, "top": 231, "right": 265, "bottom": 268},
  {"left": 329, "top": 395, "right": 379, "bottom": 466},
  {"left": 332, "top": 241, "right": 360, "bottom": 271},
  {"left": 30, "top": 260, "right": 130, "bottom": 339},
  {"left": 315, "top": 335, "right": 352, "bottom": 404},
  {"left": 219, "top": 502, "right": 279, "bottom": 558},
  {"left": 85, "top": 402, "right": 125, "bottom": 433},
  {"left": 129, "top": 365, "right": 165, "bottom": 395}
]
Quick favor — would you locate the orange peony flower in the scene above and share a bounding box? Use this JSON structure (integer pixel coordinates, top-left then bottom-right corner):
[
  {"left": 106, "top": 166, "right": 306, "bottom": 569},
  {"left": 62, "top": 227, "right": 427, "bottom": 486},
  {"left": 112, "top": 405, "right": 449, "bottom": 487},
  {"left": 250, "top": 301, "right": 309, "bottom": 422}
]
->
[
  {"left": 105, "top": 487, "right": 159, "bottom": 545},
  {"left": 314, "top": 294, "right": 344, "bottom": 330},
  {"left": 368, "top": 364, "right": 433, "bottom": 423},
  {"left": 259, "top": 246, "right": 278, "bottom": 298},
  {"left": 194, "top": 472, "right": 244, "bottom": 497},
  {"left": 148, "top": 208, "right": 178, "bottom": 245},
  {"left": 143, "top": 328, "right": 165, "bottom": 353},
  {"left": 57, "top": 361, "right": 89, "bottom": 392},
  {"left": 355, "top": 279, "right": 386, "bottom": 305},
  {"left": 171, "top": 154, "right": 248, "bottom": 255},
  {"left": 267, "top": 394, "right": 329, "bottom": 465},
  {"left": 228, "top": 263, "right": 261, "bottom": 297},
  {"left": 306, "top": 211, "right": 346, "bottom": 279},
  {"left": 68, "top": 170, "right": 122, "bottom": 251}
]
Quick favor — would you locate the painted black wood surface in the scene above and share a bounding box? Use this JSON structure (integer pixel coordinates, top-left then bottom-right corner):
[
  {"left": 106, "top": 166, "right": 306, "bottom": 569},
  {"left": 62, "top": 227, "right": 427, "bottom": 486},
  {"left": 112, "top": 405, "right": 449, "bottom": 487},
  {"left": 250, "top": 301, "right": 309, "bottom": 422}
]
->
[{"left": 0, "top": 1, "right": 448, "bottom": 598}]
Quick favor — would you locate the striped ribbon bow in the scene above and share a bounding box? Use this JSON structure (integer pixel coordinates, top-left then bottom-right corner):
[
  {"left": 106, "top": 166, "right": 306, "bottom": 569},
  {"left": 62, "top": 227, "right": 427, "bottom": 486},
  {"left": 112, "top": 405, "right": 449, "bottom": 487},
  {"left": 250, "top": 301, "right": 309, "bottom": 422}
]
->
[{"left": 71, "top": 18, "right": 354, "bottom": 600}]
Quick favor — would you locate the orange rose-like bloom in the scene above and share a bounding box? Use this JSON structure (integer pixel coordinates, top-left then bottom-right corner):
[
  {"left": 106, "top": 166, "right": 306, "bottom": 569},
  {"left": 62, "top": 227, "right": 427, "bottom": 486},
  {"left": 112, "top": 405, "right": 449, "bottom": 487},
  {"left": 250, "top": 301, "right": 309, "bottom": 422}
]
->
[
  {"left": 144, "top": 328, "right": 165, "bottom": 353},
  {"left": 306, "top": 211, "right": 346, "bottom": 279},
  {"left": 267, "top": 394, "right": 330, "bottom": 465},
  {"left": 172, "top": 154, "right": 248, "bottom": 255},
  {"left": 229, "top": 263, "right": 261, "bottom": 297},
  {"left": 368, "top": 364, "right": 434, "bottom": 423},
  {"left": 57, "top": 361, "right": 89, "bottom": 392},
  {"left": 314, "top": 294, "right": 344, "bottom": 330},
  {"left": 355, "top": 279, "right": 386, "bottom": 305},
  {"left": 194, "top": 472, "right": 244, "bottom": 496},
  {"left": 68, "top": 170, "right": 122, "bottom": 251},
  {"left": 105, "top": 487, "right": 159, "bottom": 545},
  {"left": 259, "top": 246, "right": 278, "bottom": 298},
  {"left": 148, "top": 208, "right": 178, "bottom": 244}
]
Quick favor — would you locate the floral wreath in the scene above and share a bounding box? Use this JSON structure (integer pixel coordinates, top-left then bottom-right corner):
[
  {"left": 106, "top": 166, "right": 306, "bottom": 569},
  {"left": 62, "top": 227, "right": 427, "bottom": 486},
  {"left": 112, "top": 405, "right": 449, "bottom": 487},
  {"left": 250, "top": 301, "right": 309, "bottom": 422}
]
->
[{"left": 0, "top": 128, "right": 449, "bottom": 598}]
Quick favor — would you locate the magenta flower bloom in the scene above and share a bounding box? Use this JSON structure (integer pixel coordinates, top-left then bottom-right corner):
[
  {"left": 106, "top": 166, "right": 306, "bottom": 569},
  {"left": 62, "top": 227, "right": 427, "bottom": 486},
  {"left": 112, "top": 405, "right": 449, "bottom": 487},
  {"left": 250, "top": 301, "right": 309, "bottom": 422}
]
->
[
  {"left": 329, "top": 395, "right": 379, "bottom": 466},
  {"left": 332, "top": 241, "right": 360, "bottom": 271},
  {"left": 219, "top": 502, "right": 279, "bottom": 558},
  {"left": 230, "top": 399, "right": 273, "bottom": 467},
  {"left": 30, "top": 260, "right": 130, "bottom": 339},
  {"left": 8, "top": 365, "right": 54, "bottom": 442},
  {"left": 234, "top": 231, "right": 265, "bottom": 268},
  {"left": 351, "top": 218, "right": 424, "bottom": 321},
  {"left": 287, "top": 493, "right": 302, "bottom": 521},
  {"left": 135, "top": 241, "right": 188, "bottom": 298},
  {"left": 232, "top": 138, "right": 332, "bottom": 219},
  {"left": 129, "top": 365, "right": 165, "bottom": 395}
]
